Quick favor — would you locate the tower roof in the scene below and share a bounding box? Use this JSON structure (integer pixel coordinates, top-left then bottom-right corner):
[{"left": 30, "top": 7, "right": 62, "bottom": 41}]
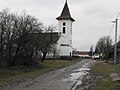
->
[{"left": 56, "top": 0, "right": 75, "bottom": 21}]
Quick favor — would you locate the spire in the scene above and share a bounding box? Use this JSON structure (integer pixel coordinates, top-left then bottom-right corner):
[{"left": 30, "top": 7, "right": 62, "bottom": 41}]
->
[
  {"left": 56, "top": 0, "right": 75, "bottom": 21},
  {"left": 66, "top": 0, "right": 67, "bottom": 3}
]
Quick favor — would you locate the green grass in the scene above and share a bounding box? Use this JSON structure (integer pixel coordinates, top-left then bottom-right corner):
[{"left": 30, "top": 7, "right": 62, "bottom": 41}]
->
[
  {"left": 0, "top": 59, "right": 80, "bottom": 86},
  {"left": 90, "top": 61, "right": 120, "bottom": 90}
]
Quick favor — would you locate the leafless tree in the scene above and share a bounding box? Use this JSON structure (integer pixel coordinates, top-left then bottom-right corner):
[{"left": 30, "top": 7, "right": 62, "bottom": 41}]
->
[
  {"left": 96, "top": 36, "right": 112, "bottom": 61},
  {"left": 89, "top": 45, "right": 93, "bottom": 56},
  {"left": 0, "top": 9, "right": 43, "bottom": 66},
  {"left": 50, "top": 44, "right": 58, "bottom": 59},
  {"left": 0, "top": 9, "right": 59, "bottom": 66},
  {"left": 40, "top": 25, "right": 57, "bottom": 62},
  {"left": 0, "top": 9, "right": 16, "bottom": 66},
  {"left": 11, "top": 11, "right": 43, "bottom": 65}
]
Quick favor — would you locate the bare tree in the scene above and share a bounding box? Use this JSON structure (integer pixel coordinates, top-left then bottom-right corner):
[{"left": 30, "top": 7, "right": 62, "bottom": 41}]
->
[
  {"left": 40, "top": 25, "right": 58, "bottom": 62},
  {"left": 94, "top": 46, "right": 99, "bottom": 53},
  {"left": 0, "top": 9, "right": 59, "bottom": 66},
  {"left": 11, "top": 11, "right": 43, "bottom": 65},
  {"left": 50, "top": 44, "right": 58, "bottom": 59},
  {"left": 89, "top": 45, "right": 93, "bottom": 56},
  {"left": 0, "top": 9, "right": 43, "bottom": 66},
  {"left": 96, "top": 36, "right": 112, "bottom": 61},
  {"left": 0, "top": 9, "right": 16, "bottom": 66}
]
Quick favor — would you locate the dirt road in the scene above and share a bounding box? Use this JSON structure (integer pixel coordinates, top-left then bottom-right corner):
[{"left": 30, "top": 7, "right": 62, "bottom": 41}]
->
[{"left": 3, "top": 59, "right": 96, "bottom": 90}]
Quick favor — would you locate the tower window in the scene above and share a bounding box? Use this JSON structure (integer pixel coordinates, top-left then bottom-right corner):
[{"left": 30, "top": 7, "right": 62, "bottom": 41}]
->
[
  {"left": 70, "top": 28, "right": 72, "bottom": 35},
  {"left": 71, "top": 23, "right": 72, "bottom": 27},
  {"left": 63, "top": 27, "right": 65, "bottom": 34},
  {"left": 63, "top": 22, "right": 66, "bottom": 26}
]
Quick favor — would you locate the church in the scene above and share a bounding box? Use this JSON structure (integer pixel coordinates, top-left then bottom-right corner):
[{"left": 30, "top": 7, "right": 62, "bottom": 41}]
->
[{"left": 56, "top": 0, "right": 75, "bottom": 59}]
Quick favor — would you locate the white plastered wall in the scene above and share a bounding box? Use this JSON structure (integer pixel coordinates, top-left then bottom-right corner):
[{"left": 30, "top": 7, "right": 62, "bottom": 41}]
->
[{"left": 57, "top": 19, "right": 73, "bottom": 57}]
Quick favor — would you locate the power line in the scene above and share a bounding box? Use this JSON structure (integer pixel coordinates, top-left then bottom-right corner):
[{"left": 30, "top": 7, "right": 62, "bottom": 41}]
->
[
  {"left": 109, "top": 12, "right": 120, "bottom": 37},
  {"left": 117, "top": 12, "right": 120, "bottom": 19},
  {"left": 108, "top": 24, "right": 114, "bottom": 36}
]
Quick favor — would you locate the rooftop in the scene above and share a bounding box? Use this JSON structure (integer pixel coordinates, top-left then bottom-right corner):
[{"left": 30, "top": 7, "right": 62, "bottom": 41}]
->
[{"left": 56, "top": 0, "right": 75, "bottom": 21}]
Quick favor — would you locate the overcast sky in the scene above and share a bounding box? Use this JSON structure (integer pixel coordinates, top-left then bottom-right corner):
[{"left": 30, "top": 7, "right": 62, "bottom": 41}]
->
[{"left": 0, "top": 0, "right": 120, "bottom": 51}]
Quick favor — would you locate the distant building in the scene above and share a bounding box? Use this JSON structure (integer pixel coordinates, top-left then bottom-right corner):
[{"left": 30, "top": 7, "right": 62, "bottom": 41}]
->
[{"left": 72, "top": 50, "right": 90, "bottom": 58}]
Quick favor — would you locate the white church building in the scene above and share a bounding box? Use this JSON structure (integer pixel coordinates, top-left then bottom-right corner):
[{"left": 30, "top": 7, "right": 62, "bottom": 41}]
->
[{"left": 56, "top": 0, "right": 75, "bottom": 59}]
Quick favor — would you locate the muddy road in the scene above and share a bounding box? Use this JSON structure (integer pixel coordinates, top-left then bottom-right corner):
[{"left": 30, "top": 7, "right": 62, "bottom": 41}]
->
[{"left": 3, "top": 59, "right": 96, "bottom": 90}]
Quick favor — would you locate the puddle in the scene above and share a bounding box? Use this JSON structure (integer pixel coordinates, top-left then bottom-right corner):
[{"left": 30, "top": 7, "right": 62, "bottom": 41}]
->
[
  {"left": 74, "top": 68, "right": 90, "bottom": 72},
  {"left": 62, "top": 62, "right": 91, "bottom": 90},
  {"left": 69, "top": 71, "right": 89, "bottom": 82}
]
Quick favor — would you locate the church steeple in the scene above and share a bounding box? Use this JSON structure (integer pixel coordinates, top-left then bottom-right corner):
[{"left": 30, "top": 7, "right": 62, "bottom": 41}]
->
[
  {"left": 56, "top": 0, "right": 74, "bottom": 59},
  {"left": 56, "top": 0, "right": 75, "bottom": 21}
]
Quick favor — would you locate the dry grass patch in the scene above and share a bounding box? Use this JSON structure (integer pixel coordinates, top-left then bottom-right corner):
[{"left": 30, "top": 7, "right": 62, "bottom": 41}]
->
[
  {"left": 0, "top": 59, "right": 80, "bottom": 86},
  {"left": 90, "top": 61, "right": 120, "bottom": 90}
]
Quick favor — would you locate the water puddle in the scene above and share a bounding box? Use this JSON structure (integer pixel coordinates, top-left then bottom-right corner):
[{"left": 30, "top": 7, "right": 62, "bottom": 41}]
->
[{"left": 62, "top": 62, "right": 91, "bottom": 90}]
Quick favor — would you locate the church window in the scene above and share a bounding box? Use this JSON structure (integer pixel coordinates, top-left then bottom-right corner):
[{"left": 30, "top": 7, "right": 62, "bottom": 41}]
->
[
  {"left": 70, "top": 28, "right": 72, "bottom": 35},
  {"left": 63, "top": 27, "right": 65, "bottom": 34},
  {"left": 63, "top": 22, "right": 66, "bottom": 26},
  {"left": 71, "top": 23, "right": 72, "bottom": 27}
]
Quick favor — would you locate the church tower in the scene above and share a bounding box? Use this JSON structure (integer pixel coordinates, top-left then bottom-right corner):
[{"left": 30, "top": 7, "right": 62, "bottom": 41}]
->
[{"left": 56, "top": 0, "right": 75, "bottom": 59}]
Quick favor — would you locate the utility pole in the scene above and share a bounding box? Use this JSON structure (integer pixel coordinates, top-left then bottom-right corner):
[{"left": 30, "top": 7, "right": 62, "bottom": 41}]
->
[{"left": 113, "top": 19, "right": 118, "bottom": 64}]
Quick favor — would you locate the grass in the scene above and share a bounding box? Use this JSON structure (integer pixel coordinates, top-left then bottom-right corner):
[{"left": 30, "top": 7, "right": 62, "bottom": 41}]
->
[
  {"left": 0, "top": 59, "right": 80, "bottom": 86},
  {"left": 90, "top": 61, "right": 120, "bottom": 90}
]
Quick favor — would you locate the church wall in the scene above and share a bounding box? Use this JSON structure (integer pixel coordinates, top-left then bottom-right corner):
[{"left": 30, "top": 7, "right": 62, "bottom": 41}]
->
[{"left": 57, "top": 19, "right": 73, "bottom": 58}]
